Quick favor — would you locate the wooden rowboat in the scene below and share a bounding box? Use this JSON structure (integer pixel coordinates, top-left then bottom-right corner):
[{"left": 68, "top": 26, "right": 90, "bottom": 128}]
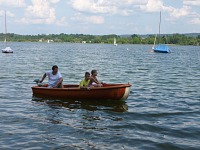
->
[{"left": 32, "top": 83, "right": 131, "bottom": 101}]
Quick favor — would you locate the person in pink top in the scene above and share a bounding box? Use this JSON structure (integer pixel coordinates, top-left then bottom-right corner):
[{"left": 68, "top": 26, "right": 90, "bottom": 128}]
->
[{"left": 89, "top": 70, "right": 103, "bottom": 87}]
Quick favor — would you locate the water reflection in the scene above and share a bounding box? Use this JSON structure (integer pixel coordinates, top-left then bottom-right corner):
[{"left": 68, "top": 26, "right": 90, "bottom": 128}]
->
[{"left": 32, "top": 95, "right": 128, "bottom": 113}]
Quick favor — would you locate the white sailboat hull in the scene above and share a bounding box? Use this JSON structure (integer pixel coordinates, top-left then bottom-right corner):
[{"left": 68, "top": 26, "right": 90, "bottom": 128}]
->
[{"left": 2, "top": 47, "right": 13, "bottom": 53}]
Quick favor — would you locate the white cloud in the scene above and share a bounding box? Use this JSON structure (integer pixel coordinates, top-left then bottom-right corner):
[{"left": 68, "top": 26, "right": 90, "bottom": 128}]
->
[
  {"left": 121, "top": 0, "right": 145, "bottom": 4},
  {"left": 68, "top": 0, "right": 199, "bottom": 23},
  {"left": 0, "top": 0, "right": 26, "bottom": 7},
  {"left": 165, "top": 6, "right": 191, "bottom": 19},
  {"left": 69, "top": 0, "right": 117, "bottom": 14},
  {"left": 190, "top": 18, "right": 200, "bottom": 24},
  {"left": 121, "top": 9, "right": 134, "bottom": 16},
  {"left": 71, "top": 13, "right": 104, "bottom": 24},
  {"left": 69, "top": 0, "right": 163, "bottom": 15},
  {"left": 0, "top": 10, "right": 15, "bottom": 17},
  {"left": 140, "top": 0, "right": 163, "bottom": 12},
  {"left": 189, "top": 13, "right": 200, "bottom": 25},
  {"left": 68, "top": 0, "right": 151, "bottom": 17},
  {"left": 183, "top": 0, "right": 200, "bottom": 6},
  {"left": 56, "top": 17, "right": 68, "bottom": 26},
  {"left": 0, "top": 10, "right": 3, "bottom": 16},
  {"left": 6, "top": 11, "right": 15, "bottom": 17},
  {"left": 0, "top": 0, "right": 199, "bottom": 34},
  {"left": 20, "top": 0, "right": 56, "bottom": 24},
  {"left": 182, "top": 0, "right": 200, "bottom": 25},
  {"left": 88, "top": 15, "right": 104, "bottom": 24},
  {"left": 50, "top": 0, "right": 60, "bottom": 4}
]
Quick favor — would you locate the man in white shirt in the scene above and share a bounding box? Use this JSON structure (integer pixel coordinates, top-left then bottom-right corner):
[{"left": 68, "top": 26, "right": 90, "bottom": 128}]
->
[{"left": 40, "top": 65, "right": 63, "bottom": 88}]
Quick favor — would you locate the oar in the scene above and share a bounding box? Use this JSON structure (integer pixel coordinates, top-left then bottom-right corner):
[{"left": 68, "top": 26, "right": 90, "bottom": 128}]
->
[{"left": 33, "top": 79, "right": 44, "bottom": 87}]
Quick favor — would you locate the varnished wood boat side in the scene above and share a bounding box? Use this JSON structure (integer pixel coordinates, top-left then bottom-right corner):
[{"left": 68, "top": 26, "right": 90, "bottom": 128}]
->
[{"left": 32, "top": 84, "right": 131, "bottom": 100}]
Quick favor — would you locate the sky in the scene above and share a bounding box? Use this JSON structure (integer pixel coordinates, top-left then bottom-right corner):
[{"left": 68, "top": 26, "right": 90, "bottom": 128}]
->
[{"left": 0, "top": 0, "right": 199, "bottom": 35}]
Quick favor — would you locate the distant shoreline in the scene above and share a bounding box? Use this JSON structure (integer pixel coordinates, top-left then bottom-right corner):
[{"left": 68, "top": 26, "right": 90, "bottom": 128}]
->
[
  {"left": 0, "top": 33, "right": 199, "bottom": 46},
  {"left": 0, "top": 41, "right": 197, "bottom": 47}
]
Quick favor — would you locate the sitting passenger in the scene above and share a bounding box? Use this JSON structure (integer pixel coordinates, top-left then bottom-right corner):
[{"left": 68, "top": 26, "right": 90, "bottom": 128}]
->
[
  {"left": 89, "top": 70, "right": 103, "bottom": 87},
  {"left": 80, "top": 72, "right": 101, "bottom": 89},
  {"left": 79, "top": 72, "right": 91, "bottom": 89}
]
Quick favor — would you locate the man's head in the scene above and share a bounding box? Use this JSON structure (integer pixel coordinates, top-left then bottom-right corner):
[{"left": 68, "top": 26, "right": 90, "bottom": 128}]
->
[
  {"left": 85, "top": 72, "right": 90, "bottom": 81},
  {"left": 52, "top": 65, "right": 58, "bottom": 74}
]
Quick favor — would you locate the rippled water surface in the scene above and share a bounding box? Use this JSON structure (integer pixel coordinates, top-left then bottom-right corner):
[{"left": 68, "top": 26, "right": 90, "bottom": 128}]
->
[{"left": 0, "top": 42, "right": 200, "bottom": 149}]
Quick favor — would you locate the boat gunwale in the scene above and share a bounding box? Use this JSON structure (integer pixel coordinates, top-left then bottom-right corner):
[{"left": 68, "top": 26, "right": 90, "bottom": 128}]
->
[{"left": 32, "top": 83, "right": 131, "bottom": 91}]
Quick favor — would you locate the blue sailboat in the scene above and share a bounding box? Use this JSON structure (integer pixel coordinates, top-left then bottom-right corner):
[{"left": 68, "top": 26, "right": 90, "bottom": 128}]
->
[
  {"left": 153, "top": 44, "right": 170, "bottom": 53},
  {"left": 152, "top": 12, "right": 170, "bottom": 53}
]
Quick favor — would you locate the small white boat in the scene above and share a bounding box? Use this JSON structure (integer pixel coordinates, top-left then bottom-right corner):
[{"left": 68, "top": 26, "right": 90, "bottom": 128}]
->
[
  {"left": 114, "top": 37, "right": 117, "bottom": 46},
  {"left": 2, "top": 47, "right": 13, "bottom": 53},
  {"left": 2, "top": 11, "right": 13, "bottom": 53}
]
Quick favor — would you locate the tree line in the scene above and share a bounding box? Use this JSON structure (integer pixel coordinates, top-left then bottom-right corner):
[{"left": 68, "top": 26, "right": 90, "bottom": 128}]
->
[{"left": 0, "top": 33, "right": 199, "bottom": 46}]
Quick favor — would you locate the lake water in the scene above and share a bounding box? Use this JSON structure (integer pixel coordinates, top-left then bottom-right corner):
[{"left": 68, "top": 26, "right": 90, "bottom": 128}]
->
[{"left": 0, "top": 42, "right": 200, "bottom": 149}]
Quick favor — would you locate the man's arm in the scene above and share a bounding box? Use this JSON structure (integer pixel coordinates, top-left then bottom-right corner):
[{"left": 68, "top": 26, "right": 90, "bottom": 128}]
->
[
  {"left": 40, "top": 73, "right": 46, "bottom": 83},
  {"left": 53, "top": 77, "right": 63, "bottom": 88}
]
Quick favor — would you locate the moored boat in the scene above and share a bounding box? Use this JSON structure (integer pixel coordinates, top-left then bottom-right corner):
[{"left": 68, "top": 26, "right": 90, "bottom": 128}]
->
[
  {"left": 2, "top": 47, "right": 13, "bottom": 53},
  {"left": 2, "top": 11, "right": 13, "bottom": 53},
  {"left": 114, "top": 37, "right": 117, "bottom": 46},
  {"left": 152, "top": 11, "right": 170, "bottom": 53},
  {"left": 32, "top": 83, "right": 131, "bottom": 101},
  {"left": 152, "top": 44, "right": 170, "bottom": 53}
]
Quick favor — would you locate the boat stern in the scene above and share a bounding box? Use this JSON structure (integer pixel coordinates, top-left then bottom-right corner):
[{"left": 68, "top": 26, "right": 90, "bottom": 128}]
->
[{"left": 120, "top": 86, "right": 131, "bottom": 101}]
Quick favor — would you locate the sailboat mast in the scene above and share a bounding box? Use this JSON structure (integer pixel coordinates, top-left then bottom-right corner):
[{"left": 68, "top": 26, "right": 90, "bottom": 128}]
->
[
  {"left": 153, "top": 34, "right": 157, "bottom": 48},
  {"left": 158, "top": 11, "right": 161, "bottom": 44},
  {"left": 4, "top": 10, "right": 7, "bottom": 47}
]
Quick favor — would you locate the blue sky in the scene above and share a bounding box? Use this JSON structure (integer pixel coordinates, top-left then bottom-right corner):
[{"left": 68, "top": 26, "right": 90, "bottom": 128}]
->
[{"left": 0, "top": 0, "right": 199, "bottom": 35}]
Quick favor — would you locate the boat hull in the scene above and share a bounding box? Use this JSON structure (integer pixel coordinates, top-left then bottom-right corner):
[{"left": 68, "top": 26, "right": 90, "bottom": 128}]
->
[
  {"left": 2, "top": 47, "right": 13, "bottom": 53},
  {"left": 32, "top": 83, "right": 131, "bottom": 101},
  {"left": 152, "top": 44, "right": 170, "bottom": 53},
  {"left": 153, "top": 50, "right": 169, "bottom": 53},
  {"left": 2, "top": 51, "right": 13, "bottom": 53}
]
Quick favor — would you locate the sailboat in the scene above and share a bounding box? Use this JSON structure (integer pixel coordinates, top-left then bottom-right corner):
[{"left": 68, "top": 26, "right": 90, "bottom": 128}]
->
[
  {"left": 114, "top": 37, "right": 117, "bottom": 46},
  {"left": 152, "top": 11, "right": 170, "bottom": 53},
  {"left": 2, "top": 11, "right": 13, "bottom": 53}
]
